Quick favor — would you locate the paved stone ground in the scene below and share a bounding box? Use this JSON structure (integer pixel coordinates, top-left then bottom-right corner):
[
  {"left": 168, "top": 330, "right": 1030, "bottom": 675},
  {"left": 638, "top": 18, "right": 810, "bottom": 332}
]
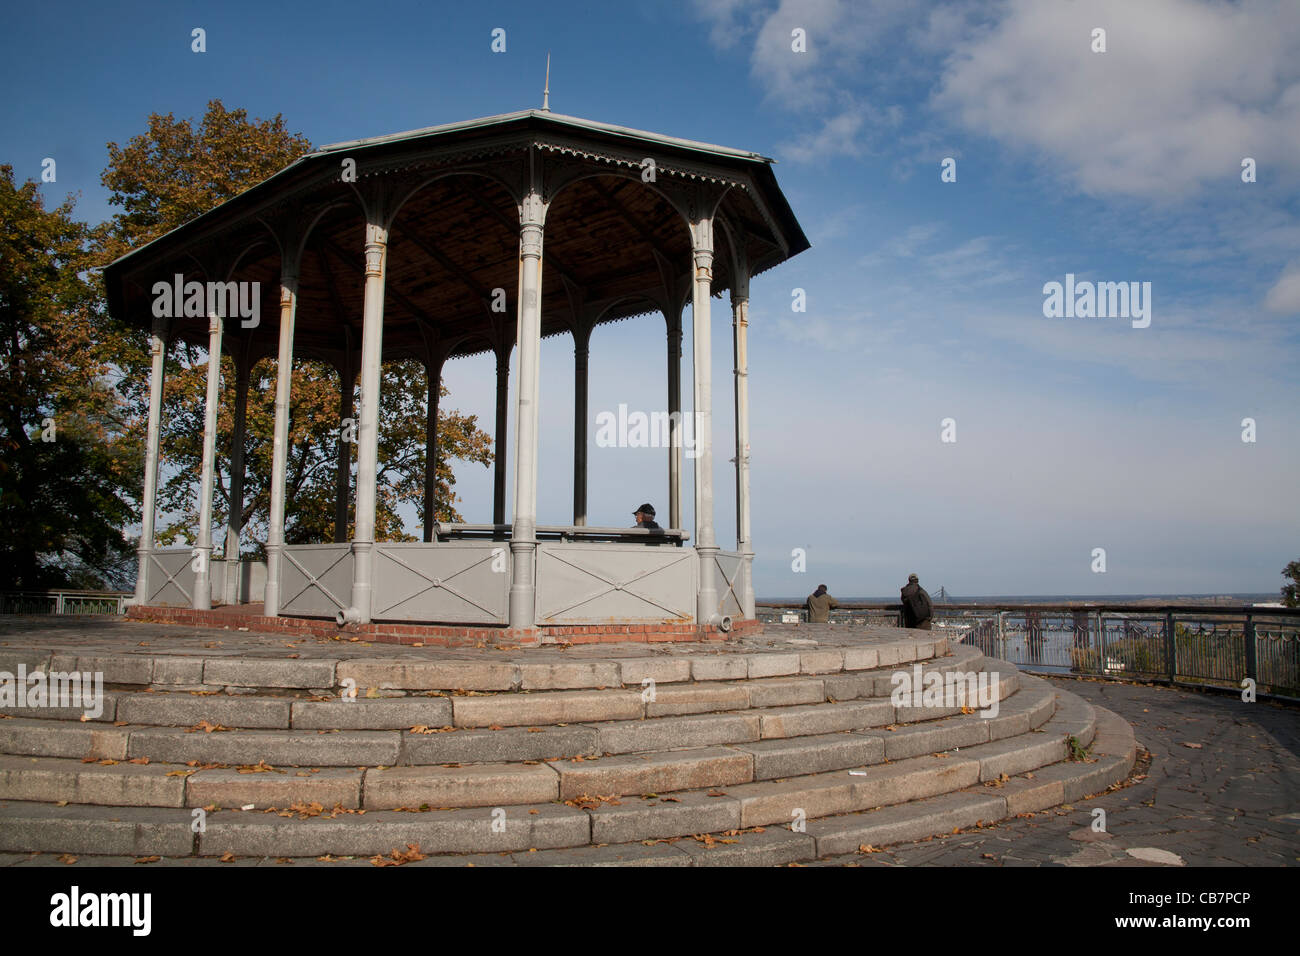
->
[{"left": 815, "top": 677, "right": 1300, "bottom": 867}]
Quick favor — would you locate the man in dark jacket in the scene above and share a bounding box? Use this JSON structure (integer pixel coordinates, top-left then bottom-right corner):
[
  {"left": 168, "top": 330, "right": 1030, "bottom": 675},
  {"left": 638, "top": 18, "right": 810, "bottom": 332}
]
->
[
  {"left": 900, "top": 573, "right": 933, "bottom": 629},
  {"left": 805, "top": 584, "right": 838, "bottom": 623}
]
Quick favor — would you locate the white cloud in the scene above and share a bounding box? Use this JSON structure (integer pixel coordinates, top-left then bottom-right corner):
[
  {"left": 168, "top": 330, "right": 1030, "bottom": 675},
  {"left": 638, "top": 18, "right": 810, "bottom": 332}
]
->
[
  {"left": 690, "top": 0, "right": 765, "bottom": 50},
  {"left": 778, "top": 105, "right": 866, "bottom": 162},
  {"left": 694, "top": 0, "right": 918, "bottom": 158},
  {"left": 932, "top": 0, "right": 1300, "bottom": 199},
  {"left": 1264, "top": 262, "right": 1300, "bottom": 314}
]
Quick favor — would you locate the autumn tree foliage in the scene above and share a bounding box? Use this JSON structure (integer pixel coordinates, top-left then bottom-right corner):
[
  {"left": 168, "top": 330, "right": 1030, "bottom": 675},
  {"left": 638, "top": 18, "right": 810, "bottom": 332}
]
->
[
  {"left": 94, "top": 100, "right": 494, "bottom": 554},
  {"left": 1282, "top": 560, "right": 1299, "bottom": 608},
  {"left": 0, "top": 165, "right": 136, "bottom": 587},
  {"left": 2, "top": 100, "right": 493, "bottom": 588}
]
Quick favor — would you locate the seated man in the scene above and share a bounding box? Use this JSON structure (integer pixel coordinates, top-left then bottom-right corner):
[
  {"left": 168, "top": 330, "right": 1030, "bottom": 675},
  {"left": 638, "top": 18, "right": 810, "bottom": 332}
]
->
[
  {"left": 805, "top": 584, "right": 838, "bottom": 623},
  {"left": 632, "top": 503, "right": 662, "bottom": 531}
]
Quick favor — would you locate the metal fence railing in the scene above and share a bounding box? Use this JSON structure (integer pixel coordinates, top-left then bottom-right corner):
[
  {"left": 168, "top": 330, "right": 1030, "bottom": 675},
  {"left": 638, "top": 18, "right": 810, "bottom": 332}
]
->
[
  {"left": 757, "top": 602, "right": 1300, "bottom": 701},
  {"left": 0, "top": 590, "right": 132, "bottom": 616}
]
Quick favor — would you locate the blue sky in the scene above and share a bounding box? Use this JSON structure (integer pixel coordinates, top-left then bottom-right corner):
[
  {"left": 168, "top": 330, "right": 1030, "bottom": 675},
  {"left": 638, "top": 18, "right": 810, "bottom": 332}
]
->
[{"left": 3, "top": 0, "right": 1297, "bottom": 598}]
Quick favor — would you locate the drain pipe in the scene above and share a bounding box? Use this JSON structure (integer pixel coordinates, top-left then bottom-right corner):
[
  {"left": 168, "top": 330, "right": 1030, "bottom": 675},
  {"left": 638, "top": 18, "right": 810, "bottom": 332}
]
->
[{"left": 337, "top": 607, "right": 362, "bottom": 627}]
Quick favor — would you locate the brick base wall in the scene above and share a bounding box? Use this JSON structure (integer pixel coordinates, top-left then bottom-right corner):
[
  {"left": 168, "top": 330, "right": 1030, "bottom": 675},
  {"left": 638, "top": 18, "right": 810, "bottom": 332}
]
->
[{"left": 125, "top": 606, "right": 761, "bottom": 647}]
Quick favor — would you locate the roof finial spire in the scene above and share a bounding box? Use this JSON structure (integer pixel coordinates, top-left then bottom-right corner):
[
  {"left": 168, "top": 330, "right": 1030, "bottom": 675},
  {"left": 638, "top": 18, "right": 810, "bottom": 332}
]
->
[{"left": 542, "top": 53, "right": 551, "bottom": 112}]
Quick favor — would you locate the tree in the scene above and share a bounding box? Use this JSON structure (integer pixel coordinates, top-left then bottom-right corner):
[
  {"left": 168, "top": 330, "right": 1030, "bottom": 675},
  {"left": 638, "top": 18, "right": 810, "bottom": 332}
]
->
[
  {"left": 1282, "top": 560, "right": 1299, "bottom": 608},
  {"left": 0, "top": 165, "right": 136, "bottom": 588},
  {"left": 94, "top": 100, "right": 494, "bottom": 555}
]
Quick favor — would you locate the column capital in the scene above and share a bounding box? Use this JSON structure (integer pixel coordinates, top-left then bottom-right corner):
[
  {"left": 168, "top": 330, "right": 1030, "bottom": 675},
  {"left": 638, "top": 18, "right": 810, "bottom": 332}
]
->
[
  {"left": 520, "top": 222, "right": 543, "bottom": 260},
  {"left": 690, "top": 216, "right": 714, "bottom": 254},
  {"left": 694, "top": 252, "right": 713, "bottom": 282},
  {"left": 520, "top": 191, "right": 546, "bottom": 227},
  {"left": 364, "top": 226, "right": 387, "bottom": 277}
]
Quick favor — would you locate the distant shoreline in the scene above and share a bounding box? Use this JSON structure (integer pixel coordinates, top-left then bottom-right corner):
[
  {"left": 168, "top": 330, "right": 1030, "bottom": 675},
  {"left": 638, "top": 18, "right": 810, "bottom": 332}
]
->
[{"left": 761, "top": 593, "right": 1280, "bottom": 606}]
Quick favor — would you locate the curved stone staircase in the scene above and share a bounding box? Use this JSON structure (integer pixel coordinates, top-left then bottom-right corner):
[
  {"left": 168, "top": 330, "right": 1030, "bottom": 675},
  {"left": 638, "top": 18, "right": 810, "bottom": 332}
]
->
[{"left": 0, "top": 627, "right": 1136, "bottom": 865}]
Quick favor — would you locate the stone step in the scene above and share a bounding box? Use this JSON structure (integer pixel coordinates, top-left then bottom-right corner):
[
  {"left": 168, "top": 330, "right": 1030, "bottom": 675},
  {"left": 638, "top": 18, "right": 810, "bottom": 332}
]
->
[
  {"left": 0, "top": 755, "right": 187, "bottom": 808},
  {"left": 0, "top": 656, "right": 1040, "bottom": 776},
  {"left": 0, "top": 672, "right": 1036, "bottom": 771},
  {"left": 0, "top": 636, "right": 950, "bottom": 698},
  {"left": 0, "top": 695, "right": 1135, "bottom": 861},
  {"left": 123, "top": 727, "right": 402, "bottom": 767},
  {"left": 0, "top": 642, "right": 978, "bottom": 737},
  {"left": 0, "top": 680, "right": 1061, "bottom": 809}
]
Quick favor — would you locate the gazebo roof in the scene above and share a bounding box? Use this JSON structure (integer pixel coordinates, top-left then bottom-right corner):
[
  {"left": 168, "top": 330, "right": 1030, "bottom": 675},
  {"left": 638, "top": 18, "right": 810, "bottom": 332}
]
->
[
  {"left": 105, "top": 109, "right": 810, "bottom": 370},
  {"left": 316, "top": 110, "right": 777, "bottom": 164}
]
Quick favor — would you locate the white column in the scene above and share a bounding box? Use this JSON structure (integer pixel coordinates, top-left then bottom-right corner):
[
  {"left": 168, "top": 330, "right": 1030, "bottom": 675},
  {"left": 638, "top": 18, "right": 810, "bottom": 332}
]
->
[
  {"left": 333, "top": 360, "right": 356, "bottom": 543},
  {"left": 732, "top": 288, "right": 755, "bottom": 618},
  {"left": 573, "top": 324, "right": 589, "bottom": 526},
  {"left": 423, "top": 357, "right": 442, "bottom": 541},
  {"left": 492, "top": 346, "right": 509, "bottom": 525},
  {"left": 508, "top": 191, "right": 545, "bottom": 629},
  {"left": 223, "top": 357, "right": 251, "bottom": 605},
  {"left": 691, "top": 217, "right": 718, "bottom": 624},
  {"left": 263, "top": 267, "right": 299, "bottom": 617},
  {"left": 343, "top": 221, "right": 389, "bottom": 625},
  {"left": 667, "top": 311, "right": 683, "bottom": 530},
  {"left": 192, "top": 312, "right": 224, "bottom": 610},
  {"left": 133, "top": 317, "right": 168, "bottom": 606}
]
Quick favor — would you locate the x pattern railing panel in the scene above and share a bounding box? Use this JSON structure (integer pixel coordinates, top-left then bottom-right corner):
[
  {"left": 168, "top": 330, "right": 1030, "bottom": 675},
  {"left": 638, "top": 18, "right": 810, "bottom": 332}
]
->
[
  {"left": 373, "top": 544, "right": 509, "bottom": 624},
  {"left": 281, "top": 545, "right": 353, "bottom": 616},
  {"left": 146, "top": 549, "right": 193, "bottom": 607},
  {"left": 712, "top": 551, "right": 744, "bottom": 619},
  {"left": 536, "top": 545, "right": 695, "bottom": 623}
]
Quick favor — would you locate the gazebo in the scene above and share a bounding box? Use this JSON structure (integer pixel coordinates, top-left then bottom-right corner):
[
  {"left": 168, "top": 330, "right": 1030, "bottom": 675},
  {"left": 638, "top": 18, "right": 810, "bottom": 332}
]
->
[{"left": 105, "top": 109, "right": 809, "bottom": 640}]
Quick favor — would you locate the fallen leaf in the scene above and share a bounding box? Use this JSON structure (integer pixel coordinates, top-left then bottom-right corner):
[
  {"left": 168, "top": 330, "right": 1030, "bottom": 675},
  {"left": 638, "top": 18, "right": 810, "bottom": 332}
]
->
[
  {"left": 220, "top": 852, "right": 236, "bottom": 863},
  {"left": 237, "top": 761, "right": 282, "bottom": 774},
  {"left": 187, "top": 720, "right": 231, "bottom": 734},
  {"left": 134, "top": 856, "right": 161, "bottom": 864},
  {"left": 57, "top": 854, "right": 77, "bottom": 864},
  {"left": 369, "top": 843, "right": 425, "bottom": 866}
]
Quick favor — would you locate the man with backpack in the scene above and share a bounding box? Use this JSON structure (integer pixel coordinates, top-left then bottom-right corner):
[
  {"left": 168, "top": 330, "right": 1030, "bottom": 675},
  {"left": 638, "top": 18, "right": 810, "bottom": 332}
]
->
[{"left": 900, "top": 573, "right": 933, "bottom": 630}]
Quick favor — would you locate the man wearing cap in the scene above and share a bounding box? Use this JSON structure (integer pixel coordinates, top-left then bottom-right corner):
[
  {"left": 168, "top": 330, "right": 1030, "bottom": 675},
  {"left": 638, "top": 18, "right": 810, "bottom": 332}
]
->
[
  {"left": 632, "top": 503, "right": 662, "bottom": 531},
  {"left": 900, "top": 573, "right": 933, "bottom": 630}
]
